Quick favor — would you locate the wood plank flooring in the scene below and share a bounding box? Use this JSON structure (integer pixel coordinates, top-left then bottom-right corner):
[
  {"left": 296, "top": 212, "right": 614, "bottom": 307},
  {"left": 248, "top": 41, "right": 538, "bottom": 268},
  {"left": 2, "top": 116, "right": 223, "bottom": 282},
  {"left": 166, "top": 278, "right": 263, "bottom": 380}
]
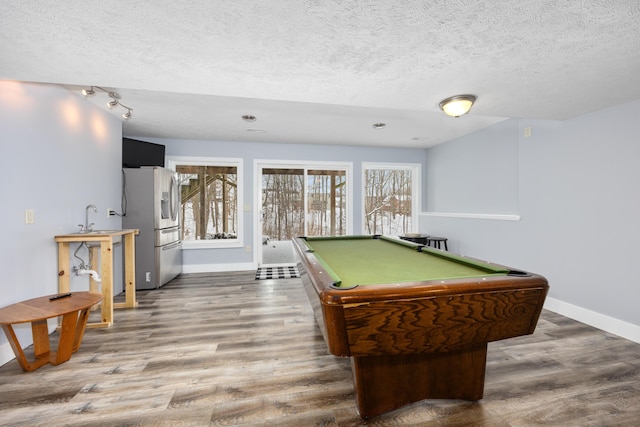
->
[{"left": 1, "top": 271, "right": 639, "bottom": 426}]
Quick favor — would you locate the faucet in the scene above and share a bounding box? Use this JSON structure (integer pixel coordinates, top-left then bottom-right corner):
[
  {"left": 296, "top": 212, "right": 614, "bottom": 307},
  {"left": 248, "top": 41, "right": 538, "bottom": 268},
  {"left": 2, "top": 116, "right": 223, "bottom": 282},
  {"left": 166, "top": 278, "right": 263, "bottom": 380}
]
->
[{"left": 83, "top": 204, "right": 97, "bottom": 232}]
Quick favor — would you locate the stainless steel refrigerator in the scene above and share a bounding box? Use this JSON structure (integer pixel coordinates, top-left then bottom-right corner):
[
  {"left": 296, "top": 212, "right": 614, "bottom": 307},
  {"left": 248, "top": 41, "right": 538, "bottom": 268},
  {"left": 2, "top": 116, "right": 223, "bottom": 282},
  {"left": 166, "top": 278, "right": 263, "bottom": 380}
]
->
[{"left": 123, "top": 167, "right": 182, "bottom": 289}]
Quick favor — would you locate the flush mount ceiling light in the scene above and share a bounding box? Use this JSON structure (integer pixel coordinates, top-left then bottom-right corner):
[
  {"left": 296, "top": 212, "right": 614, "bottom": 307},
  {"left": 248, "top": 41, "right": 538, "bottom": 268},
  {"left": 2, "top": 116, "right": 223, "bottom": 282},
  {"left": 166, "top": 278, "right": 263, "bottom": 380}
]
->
[
  {"left": 439, "top": 94, "right": 477, "bottom": 117},
  {"left": 242, "top": 114, "right": 257, "bottom": 122},
  {"left": 82, "top": 86, "right": 134, "bottom": 120},
  {"left": 372, "top": 123, "right": 386, "bottom": 129}
]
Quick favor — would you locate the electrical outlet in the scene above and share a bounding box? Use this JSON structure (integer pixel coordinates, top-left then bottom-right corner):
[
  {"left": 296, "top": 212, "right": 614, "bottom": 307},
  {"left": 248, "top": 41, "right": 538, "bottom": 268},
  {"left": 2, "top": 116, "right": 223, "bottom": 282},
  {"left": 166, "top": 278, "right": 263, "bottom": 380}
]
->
[
  {"left": 145, "top": 272, "right": 151, "bottom": 282},
  {"left": 107, "top": 208, "right": 116, "bottom": 217}
]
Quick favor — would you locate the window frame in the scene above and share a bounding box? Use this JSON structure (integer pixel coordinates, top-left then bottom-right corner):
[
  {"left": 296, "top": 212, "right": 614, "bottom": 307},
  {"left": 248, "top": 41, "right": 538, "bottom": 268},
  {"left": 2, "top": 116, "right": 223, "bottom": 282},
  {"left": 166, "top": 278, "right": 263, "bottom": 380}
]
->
[
  {"left": 361, "top": 162, "right": 421, "bottom": 236},
  {"left": 167, "top": 156, "right": 243, "bottom": 249}
]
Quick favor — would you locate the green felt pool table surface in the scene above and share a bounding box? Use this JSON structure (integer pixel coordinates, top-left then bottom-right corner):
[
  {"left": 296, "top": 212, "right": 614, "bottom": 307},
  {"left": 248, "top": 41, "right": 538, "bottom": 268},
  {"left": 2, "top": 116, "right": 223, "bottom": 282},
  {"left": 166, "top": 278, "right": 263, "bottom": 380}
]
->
[{"left": 301, "top": 235, "right": 510, "bottom": 288}]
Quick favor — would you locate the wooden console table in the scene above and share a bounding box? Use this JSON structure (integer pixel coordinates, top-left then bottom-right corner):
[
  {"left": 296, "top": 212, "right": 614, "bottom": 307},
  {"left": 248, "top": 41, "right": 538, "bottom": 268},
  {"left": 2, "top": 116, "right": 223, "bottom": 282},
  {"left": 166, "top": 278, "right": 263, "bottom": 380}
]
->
[
  {"left": 55, "top": 229, "right": 139, "bottom": 328},
  {"left": 0, "top": 292, "right": 102, "bottom": 371}
]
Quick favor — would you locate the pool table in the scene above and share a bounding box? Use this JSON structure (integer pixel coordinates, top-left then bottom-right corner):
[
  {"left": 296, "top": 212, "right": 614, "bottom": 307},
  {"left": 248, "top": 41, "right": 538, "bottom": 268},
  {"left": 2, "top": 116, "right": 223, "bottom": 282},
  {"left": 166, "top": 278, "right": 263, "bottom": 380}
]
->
[{"left": 292, "top": 235, "right": 549, "bottom": 418}]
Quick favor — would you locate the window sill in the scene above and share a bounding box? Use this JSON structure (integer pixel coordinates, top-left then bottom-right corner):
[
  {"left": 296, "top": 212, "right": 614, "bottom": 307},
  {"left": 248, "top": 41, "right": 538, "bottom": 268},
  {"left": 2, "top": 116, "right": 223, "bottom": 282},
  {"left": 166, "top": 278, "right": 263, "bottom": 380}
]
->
[{"left": 182, "top": 240, "right": 243, "bottom": 250}]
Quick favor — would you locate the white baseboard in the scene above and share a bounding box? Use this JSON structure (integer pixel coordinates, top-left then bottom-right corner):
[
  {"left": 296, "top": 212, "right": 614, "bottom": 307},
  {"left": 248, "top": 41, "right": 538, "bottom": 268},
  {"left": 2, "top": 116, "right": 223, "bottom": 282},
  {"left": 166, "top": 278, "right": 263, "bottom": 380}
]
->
[
  {"left": 181, "top": 262, "right": 255, "bottom": 274},
  {"left": 544, "top": 297, "right": 640, "bottom": 344}
]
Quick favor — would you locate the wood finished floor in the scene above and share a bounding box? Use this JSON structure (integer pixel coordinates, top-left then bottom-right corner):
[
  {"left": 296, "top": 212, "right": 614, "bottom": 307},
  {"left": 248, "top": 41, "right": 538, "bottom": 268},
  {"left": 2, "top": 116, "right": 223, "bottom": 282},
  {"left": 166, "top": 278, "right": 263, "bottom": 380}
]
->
[{"left": 1, "top": 271, "right": 640, "bottom": 426}]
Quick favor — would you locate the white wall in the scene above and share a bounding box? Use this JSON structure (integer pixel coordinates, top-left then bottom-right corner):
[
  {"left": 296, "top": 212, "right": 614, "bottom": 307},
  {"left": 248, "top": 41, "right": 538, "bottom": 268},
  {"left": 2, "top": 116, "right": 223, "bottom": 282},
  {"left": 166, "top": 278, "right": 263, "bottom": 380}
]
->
[
  {"left": 0, "top": 81, "right": 124, "bottom": 366},
  {"left": 423, "top": 99, "right": 640, "bottom": 342}
]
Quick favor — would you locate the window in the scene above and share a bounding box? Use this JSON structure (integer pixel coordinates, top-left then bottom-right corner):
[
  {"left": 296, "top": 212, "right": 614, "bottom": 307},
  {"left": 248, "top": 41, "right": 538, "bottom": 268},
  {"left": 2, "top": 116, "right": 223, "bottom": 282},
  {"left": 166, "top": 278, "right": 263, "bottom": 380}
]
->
[
  {"left": 306, "top": 169, "right": 347, "bottom": 236},
  {"left": 167, "top": 157, "right": 243, "bottom": 248},
  {"left": 259, "top": 164, "right": 351, "bottom": 240},
  {"left": 363, "top": 163, "right": 420, "bottom": 236},
  {"left": 261, "top": 168, "right": 305, "bottom": 240}
]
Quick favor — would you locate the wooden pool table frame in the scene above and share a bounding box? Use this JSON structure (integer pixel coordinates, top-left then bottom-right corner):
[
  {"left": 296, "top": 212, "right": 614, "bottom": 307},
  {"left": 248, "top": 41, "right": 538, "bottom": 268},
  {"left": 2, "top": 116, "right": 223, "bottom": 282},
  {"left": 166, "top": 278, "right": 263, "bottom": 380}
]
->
[{"left": 293, "top": 235, "right": 549, "bottom": 418}]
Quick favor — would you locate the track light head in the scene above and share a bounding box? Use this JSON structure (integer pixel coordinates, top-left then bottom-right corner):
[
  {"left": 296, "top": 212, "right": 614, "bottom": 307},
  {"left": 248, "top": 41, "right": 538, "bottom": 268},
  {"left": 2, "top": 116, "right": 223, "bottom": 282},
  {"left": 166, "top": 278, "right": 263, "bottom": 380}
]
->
[{"left": 81, "top": 86, "right": 134, "bottom": 120}]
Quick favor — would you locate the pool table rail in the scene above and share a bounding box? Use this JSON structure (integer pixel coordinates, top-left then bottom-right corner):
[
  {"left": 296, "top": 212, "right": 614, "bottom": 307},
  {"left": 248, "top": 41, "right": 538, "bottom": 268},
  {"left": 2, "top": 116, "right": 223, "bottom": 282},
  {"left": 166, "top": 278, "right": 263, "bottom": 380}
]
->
[{"left": 342, "top": 284, "right": 548, "bottom": 357}]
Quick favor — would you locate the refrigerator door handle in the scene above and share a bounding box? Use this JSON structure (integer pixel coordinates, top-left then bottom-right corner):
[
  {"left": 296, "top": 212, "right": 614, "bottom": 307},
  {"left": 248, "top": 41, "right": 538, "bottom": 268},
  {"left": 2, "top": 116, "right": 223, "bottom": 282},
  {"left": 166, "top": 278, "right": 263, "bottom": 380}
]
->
[
  {"left": 163, "top": 241, "right": 182, "bottom": 251},
  {"left": 170, "top": 174, "right": 179, "bottom": 222}
]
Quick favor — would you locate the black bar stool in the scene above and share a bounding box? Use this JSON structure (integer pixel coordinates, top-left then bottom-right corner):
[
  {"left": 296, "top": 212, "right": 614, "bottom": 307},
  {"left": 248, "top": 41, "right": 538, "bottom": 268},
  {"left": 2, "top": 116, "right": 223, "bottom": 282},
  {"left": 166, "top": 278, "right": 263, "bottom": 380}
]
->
[{"left": 426, "top": 237, "right": 448, "bottom": 251}]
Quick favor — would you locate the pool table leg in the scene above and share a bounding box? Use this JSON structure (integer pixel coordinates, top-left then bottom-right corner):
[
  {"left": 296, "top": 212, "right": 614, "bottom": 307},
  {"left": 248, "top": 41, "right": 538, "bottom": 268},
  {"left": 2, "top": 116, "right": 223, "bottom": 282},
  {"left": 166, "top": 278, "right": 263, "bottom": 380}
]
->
[{"left": 351, "top": 344, "right": 487, "bottom": 418}]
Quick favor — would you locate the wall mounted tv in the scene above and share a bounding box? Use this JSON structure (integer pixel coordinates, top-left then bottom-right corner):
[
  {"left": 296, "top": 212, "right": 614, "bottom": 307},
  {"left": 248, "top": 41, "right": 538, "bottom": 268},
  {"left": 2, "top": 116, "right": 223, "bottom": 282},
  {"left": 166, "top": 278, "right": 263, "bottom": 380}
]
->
[{"left": 122, "top": 138, "right": 166, "bottom": 168}]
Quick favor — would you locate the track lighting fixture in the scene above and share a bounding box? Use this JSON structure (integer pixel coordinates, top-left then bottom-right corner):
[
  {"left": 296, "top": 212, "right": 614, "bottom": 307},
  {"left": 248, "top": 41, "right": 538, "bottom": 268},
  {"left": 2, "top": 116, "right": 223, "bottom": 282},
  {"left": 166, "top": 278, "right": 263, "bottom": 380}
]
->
[{"left": 81, "top": 86, "right": 133, "bottom": 120}]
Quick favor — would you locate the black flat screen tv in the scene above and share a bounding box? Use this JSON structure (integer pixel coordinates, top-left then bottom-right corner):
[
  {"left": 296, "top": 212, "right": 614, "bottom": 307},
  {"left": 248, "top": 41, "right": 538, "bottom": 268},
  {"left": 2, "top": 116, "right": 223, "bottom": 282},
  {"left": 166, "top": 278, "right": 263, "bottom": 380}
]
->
[{"left": 122, "top": 138, "right": 166, "bottom": 168}]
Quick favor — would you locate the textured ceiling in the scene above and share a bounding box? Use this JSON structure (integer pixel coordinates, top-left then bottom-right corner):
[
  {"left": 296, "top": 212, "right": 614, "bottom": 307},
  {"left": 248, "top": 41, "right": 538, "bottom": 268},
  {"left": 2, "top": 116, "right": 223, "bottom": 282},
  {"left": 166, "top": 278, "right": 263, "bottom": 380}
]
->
[{"left": 1, "top": 1, "right": 640, "bottom": 148}]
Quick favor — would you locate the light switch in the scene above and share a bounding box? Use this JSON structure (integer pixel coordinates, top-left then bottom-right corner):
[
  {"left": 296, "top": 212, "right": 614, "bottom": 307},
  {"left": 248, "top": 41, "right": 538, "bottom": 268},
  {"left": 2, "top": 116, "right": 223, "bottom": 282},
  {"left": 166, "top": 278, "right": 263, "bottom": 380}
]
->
[{"left": 25, "top": 209, "right": 35, "bottom": 224}]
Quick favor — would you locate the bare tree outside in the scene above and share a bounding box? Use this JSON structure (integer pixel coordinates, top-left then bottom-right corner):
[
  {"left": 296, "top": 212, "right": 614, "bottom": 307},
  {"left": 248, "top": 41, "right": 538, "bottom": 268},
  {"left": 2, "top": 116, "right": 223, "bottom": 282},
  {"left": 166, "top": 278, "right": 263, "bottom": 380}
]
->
[
  {"left": 261, "top": 169, "right": 305, "bottom": 240},
  {"left": 262, "top": 168, "right": 348, "bottom": 240},
  {"left": 364, "top": 168, "right": 413, "bottom": 235},
  {"left": 306, "top": 170, "right": 347, "bottom": 236},
  {"left": 174, "top": 162, "right": 413, "bottom": 244},
  {"left": 176, "top": 165, "right": 238, "bottom": 241}
]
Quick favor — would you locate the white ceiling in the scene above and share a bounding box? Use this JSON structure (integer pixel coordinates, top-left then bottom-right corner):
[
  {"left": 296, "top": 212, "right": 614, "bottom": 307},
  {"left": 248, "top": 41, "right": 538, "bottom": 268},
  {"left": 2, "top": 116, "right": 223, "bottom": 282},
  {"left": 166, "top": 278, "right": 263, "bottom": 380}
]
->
[{"left": 2, "top": 1, "right": 640, "bottom": 148}]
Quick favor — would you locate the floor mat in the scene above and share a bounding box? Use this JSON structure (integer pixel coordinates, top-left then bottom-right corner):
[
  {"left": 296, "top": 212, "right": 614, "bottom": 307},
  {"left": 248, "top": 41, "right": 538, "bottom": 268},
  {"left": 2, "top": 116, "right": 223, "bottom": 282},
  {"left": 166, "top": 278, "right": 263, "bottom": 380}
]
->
[{"left": 255, "top": 265, "right": 300, "bottom": 280}]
